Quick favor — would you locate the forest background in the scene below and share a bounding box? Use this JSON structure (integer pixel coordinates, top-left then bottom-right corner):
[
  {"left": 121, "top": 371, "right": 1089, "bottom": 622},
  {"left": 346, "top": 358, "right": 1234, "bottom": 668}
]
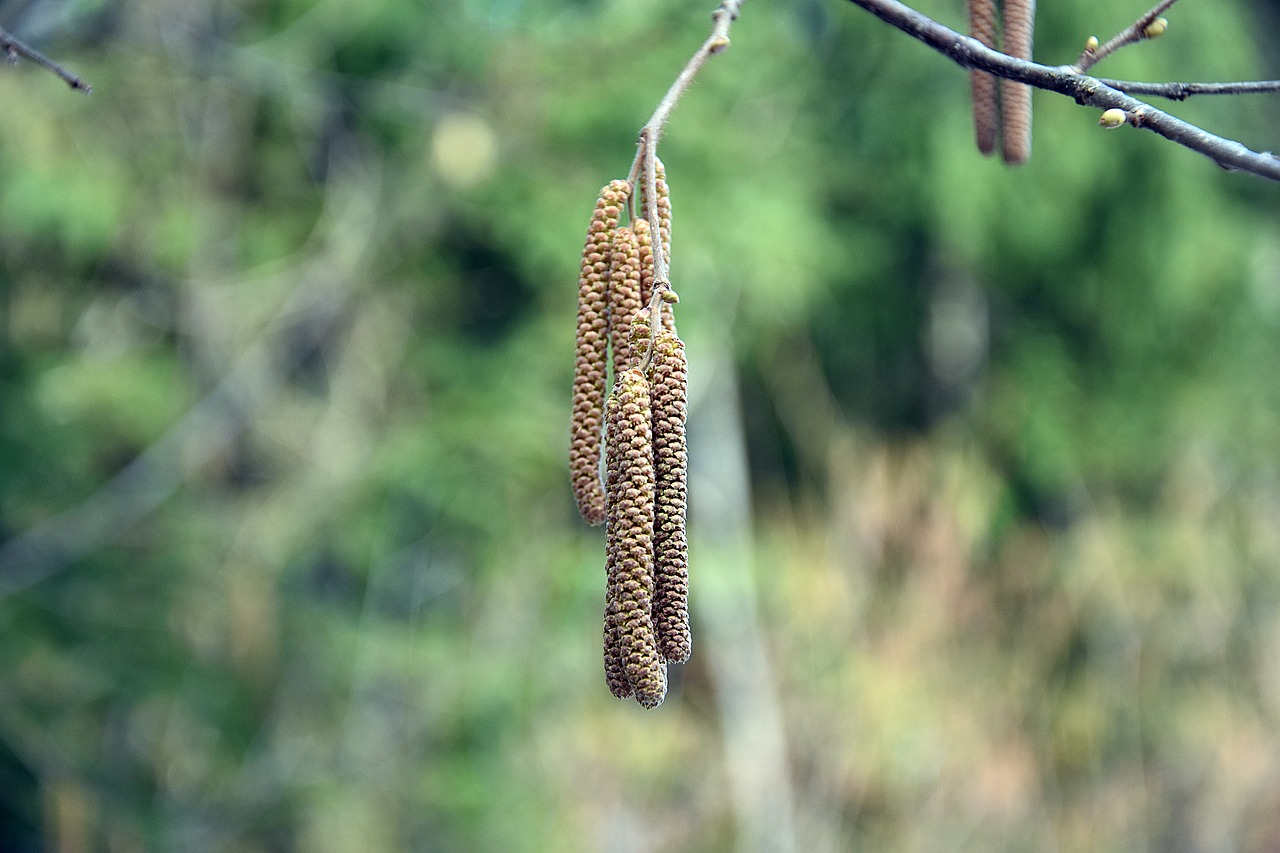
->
[{"left": 2, "top": 0, "right": 1279, "bottom": 849}]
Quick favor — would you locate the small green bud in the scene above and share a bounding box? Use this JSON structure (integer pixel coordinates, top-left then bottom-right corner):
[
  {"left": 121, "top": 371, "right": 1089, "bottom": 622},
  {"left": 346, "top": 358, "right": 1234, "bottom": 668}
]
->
[
  {"left": 1084, "top": 35, "right": 1099, "bottom": 51},
  {"left": 1099, "top": 108, "right": 1126, "bottom": 129},
  {"left": 1143, "top": 17, "right": 1167, "bottom": 38}
]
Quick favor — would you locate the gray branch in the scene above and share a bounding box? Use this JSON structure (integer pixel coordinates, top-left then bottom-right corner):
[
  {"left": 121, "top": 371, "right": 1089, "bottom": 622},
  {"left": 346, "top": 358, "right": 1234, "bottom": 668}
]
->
[
  {"left": 842, "top": 0, "right": 1280, "bottom": 182},
  {"left": 0, "top": 25, "right": 90, "bottom": 93},
  {"left": 1098, "top": 79, "right": 1280, "bottom": 101}
]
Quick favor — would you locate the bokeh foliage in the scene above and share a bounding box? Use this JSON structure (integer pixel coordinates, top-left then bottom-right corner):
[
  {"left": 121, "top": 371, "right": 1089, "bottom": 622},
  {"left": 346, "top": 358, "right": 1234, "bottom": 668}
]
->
[{"left": 1, "top": 0, "right": 1279, "bottom": 849}]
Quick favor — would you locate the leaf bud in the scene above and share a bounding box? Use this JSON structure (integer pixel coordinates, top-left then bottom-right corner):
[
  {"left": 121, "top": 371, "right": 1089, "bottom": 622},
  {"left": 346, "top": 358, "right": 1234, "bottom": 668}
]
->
[
  {"left": 1084, "top": 35, "right": 1099, "bottom": 51},
  {"left": 1099, "top": 108, "right": 1126, "bottom": 129},
  {"left": 1143, "top": 17, "right": 1167, "bottom": 39}
]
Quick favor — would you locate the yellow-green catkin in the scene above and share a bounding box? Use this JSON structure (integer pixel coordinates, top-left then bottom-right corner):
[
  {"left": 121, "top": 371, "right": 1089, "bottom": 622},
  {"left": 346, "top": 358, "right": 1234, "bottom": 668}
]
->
[
  {"left": 604, "top": 368, "right": 666, "bottom": 708},
  {"left": 572, "top": 180, "right": 630, "bottom": 526},
  {"left": 608, "top": 224, "right": 645, "bottom": 379},
  {"left": 648, "top": 325, "right": 690, "bottom": 663},
  {"left": 1001, "top": 0, "right": 1035, "bottom": 164},
  {"left": 968, "top": 0, "right": 999, "bottom": 157}
]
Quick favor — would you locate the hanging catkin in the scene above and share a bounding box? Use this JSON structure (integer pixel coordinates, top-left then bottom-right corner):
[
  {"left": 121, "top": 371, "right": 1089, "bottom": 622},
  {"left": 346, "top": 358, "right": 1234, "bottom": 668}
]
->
[
  {"left": 571, "top": 180, "right": 630, "bottom": 526},
  {"left": 639, "top": 162, "right": 675, "bottom": 332},
  {"left": 640, "top": 157, "right": 672, "bottom": 267},
  {"left": 604, "top": 366, "right": 667, "bottom": 708},
  {"left": 1001, "top": 0, "right": 1035, "bottom": 164},
  {"left": 968, "top": 0, "right": 999, "bottom": 157},
  {"left": 636, "top": 213, "right": 657, "bottom": 313},
  {"left": 608, "top": 223, "right": 645, "bottom": 378},
  {"left": 648, "top": 324, "right": 690, "bottom": 663},
  {"left": 603, "top": 389, "right": 635, "bottom": 699},
  {"left": 577, "top": 159, "right": 690, "bottom": 708}
]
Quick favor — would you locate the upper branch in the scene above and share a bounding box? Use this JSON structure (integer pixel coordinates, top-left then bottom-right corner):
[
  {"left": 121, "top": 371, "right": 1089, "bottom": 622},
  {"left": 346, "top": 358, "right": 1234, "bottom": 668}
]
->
[
  {"left": 628, "top": 0, "right": 745, "bottom": 366},
  {"left": 1099, "top": 78, "right": 1280, "bottom": 101},
  {"left": 631, "top": 0, "right": 742, "bottom": 167},
  {"left": 1074, "top": 0, "right": 1180, "bottom": 73},
  {"left": 0, "top": 25, "right": 91, "bottom": 93},
  {"left": 842, "top": 0, "right": 1280, "bottom": 182}
]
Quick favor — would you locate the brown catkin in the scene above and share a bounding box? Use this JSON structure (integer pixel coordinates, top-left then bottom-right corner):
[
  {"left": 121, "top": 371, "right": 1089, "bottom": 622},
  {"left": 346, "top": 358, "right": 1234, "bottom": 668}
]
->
[
  {"left": 605, "top": 368, "right": 666, "bottom": 708},
  {"left": 603, "top": 391, "right": 634, "bottom": 699},
  {"left": 572, "top": 180, "right": 630, "bottom": 526},
  {"left": 1001, "top": 0, "right": 1035, "bottom": 165},
  {"left": 648, "top": 326, "right": 690, "bottom": 663},
  {"left": 640, "top": 157, "right": 672, "bottom": 266},
  {"left": 638, "top": 168, "right": 675, "bottom": 333},
  {"left": 608, "top": 225, "right": 645, "bottom": 378},
  {"left": 968, "top": 0, "right": 999, "bottom": 157},
  {"left": 634, "top": 219, "right": 659, "bottom": 321}
]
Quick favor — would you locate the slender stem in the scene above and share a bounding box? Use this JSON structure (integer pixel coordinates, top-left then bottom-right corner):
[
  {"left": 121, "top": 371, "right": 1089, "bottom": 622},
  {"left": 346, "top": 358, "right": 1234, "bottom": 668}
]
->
[
  {"left": 1098, "top": 78, "right": 1280, "bottom": 101},
  {"left": 627, "top": 0, "right": 742, "bottom": 190},
  {"left": 0, "top": 25, "right": 91, "bottom": 93},
  {"left": 842, "top": 0, "right": 1280, "bottom": 182},
  {"left": 627, "top": 0, "right": 744, "bottom": 369},
  {"left": 1074, "top": 0, "right": 1180, "bottom": 73}
]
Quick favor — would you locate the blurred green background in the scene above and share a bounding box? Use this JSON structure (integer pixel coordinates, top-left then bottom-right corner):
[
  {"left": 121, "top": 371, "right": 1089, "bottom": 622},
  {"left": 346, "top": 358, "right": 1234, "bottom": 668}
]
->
[{"left": 1, "top": 0, "right": 1279, "bottom": 849}]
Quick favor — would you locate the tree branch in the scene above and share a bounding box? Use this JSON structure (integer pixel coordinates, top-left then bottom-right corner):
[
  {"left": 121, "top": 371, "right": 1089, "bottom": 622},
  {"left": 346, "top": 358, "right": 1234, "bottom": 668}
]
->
[
  {"left": 1098, "top": 78, "right": 1280, "bottom": 101},
  {"left": 1074, "top": 0, "right": 1180, "bottom": 73},
  {"left": 842, "top": 0, "right": 1280, "bottom": 182},
  {"left": 0, "top": 25, "right": 91, "bottom": 93},
  {"left": 628, "top": 0, "right": 744, "bottom": 366}
]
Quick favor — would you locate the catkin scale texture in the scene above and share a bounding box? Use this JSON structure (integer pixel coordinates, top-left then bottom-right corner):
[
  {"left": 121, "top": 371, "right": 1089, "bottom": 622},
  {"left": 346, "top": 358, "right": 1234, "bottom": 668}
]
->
[
  {"left": 640, "top": 158, "right": 672, "bottom": 268},
  {"left": 609, "top": 225, "right": 645, "bottom": 376},
  {"left": 571, "top": 180, "right": 630, "bottom": 525},
  {"left": 603, "top": 391, "right": 635, "bottom": 699},
  {"left": 649, "top": 328, "right": 691, "bottom": 663},
  {"left": 968, "top": 0, "right": 999, "bottom": 157},
  {"left": 1001, "top": 0, "right": 1035, "bottom": 164},
  {"left": 604, "top": 369, "right": 667, "bottom": 707}
]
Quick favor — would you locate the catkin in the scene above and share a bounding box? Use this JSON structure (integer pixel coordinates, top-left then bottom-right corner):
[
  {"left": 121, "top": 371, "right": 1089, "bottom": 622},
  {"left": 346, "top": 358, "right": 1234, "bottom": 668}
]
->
[
  {"left": 608, "top": 224, "right": 645, "bottom": 378},
  {"left": 1001, "top": 0, "right": 1035, "bottom": 165},
  {"left": 648, "top": 326, "right": 690, "bottom": 663},
  {"left": 603, "top": 391, "right": 634, "bottom": 699},
  {"left": 640, "top": 157, "right": 672, "bottom": 267},
  {"left": 968, "top": 0, "right": 999, "bottom": 157},
  {"left": 572, "top": 180, "right": 630, "bottom": 526},
  {"left": 634, "top": 219, "right": 659, "bottom": 322},
  {"left": 604, "top": 368, "right": 666, "bottom": 708}
]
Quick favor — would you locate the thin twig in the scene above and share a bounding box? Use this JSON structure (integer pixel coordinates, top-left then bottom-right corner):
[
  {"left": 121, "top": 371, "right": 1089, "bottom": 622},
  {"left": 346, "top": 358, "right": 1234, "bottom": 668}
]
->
[
  {"left": 1074, "top": 0, "right": 1180, "bottom": 73},
  {"left": 0, "top": 25, "right": 91, "bottom": 93},
  {"left": 1098, "top": 78, "right": 1280, "bottom": 101},
  {"left": 842, "top": 0, "right": 1280, "bottom": 182},
  {"left": 627, "top": 0, "right": 744, "bottom": 369}
]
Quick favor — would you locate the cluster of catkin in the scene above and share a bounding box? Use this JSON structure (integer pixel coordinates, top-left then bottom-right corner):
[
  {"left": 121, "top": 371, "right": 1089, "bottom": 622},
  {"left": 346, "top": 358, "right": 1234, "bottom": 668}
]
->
[
  {"left": 969, "top": 0, "right": 1035, "bottom": 164},
  {"left": 571, "top": 162, "right": 690, "bottom": 709}
]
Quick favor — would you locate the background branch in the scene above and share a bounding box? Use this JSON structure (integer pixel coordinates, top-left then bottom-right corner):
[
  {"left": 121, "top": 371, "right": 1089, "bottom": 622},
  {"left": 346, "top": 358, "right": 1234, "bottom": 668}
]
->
[
  {"left": 1098, "top": 78, "right": 1280, "bottom": 101},
  {"left": 0, "top": 24, "right": 90, "bottom": 93},
  {"left": 843, "top": 0, "right": 1280, "bottom": 182},
  {"left": 1074, "top": 0, "right": 1181, "bottom": 72}
]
